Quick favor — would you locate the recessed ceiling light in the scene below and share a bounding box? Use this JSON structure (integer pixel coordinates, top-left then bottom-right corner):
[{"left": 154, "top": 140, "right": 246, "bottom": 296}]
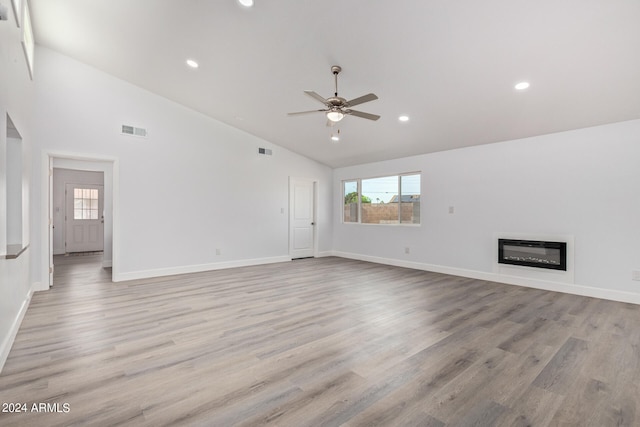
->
[
  {"left": 186, "top": 59, "right": 199, "bottom": 69},
  {"left": 331, "top": 135, "right": 340, "bottom": 142},
  {"left": 238, "top": 0, "right": 254, "bottom": 7},
  {"left": 515, "top": 81, "right": 530, "bottom": 90},
  {"left": 398, "top": 115, "right": 410, "bottom": 122}
]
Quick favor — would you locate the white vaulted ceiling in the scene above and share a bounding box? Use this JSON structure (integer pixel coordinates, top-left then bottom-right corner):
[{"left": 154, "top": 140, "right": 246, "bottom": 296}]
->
[{"left": 29, "top": 0, "right": 640, "bottom": 167}]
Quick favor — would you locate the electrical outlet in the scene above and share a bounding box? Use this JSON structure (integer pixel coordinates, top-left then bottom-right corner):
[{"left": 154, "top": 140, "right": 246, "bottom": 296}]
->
[
  {"left": 404, "top": 247, "right": 410, "bottom": 254},
  {"left": 632, "top": 270, "right": 640, "bottom": 281},
  {"left": 216, "top": 248, "right": 221, "bottom": 256}
]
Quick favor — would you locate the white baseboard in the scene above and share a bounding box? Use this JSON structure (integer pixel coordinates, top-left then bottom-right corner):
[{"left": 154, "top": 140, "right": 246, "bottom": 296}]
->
[
  {"left": 316, "top": 251, "right": 334, "bottom": 258},
  {"left": 31, "top": 281, "right": 47, "bottom": 292},
  {"left": 113, "top": 255, "right": 291, "bottom": 282},
  {"left": 332, "top": 251, "right": 640, "bottom": 305},
  {"left": 0, "top": 288, "right": 33, "bottom": 374},
  {"left": 102, "top": 259, "right": 112, "bottom": 268}
]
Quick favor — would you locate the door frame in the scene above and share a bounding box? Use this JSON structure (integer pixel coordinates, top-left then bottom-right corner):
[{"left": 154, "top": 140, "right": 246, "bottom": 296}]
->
[
  {"left": 288, "top": 177, "right": 318, "bottom": 259},
  {"left": 41, "top": 151, "right": 119, "bottom": 289}
]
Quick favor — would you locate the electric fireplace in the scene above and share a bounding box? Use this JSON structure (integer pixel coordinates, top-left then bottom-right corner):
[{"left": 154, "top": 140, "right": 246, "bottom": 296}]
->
[{"left": 498, "top": 239, "right": 567, "bottom": 271}]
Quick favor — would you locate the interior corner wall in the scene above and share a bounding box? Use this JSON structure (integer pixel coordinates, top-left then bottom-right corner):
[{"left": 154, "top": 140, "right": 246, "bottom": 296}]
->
[
  {"left": 0, "top": 9, "right": 36, "bottom": 371},
  {"left": 29, "top": 47, "right": 333, "bottom": 284},
  {"left": 333, "top": 119, "right": 640, "bottom": 303}
]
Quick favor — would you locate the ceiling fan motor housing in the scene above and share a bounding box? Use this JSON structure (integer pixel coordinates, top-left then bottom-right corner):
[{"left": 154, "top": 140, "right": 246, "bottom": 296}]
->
[{"left": 327, "top": 97, "right": 347, "bottom": 107}]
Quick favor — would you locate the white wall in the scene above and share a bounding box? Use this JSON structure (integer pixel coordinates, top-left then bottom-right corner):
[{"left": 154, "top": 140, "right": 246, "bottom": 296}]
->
[
  {"left": 0, "top": 5, "right": 36, "bottom": 371},
  {"left": 30, "top": 47, "right": 333, "bottom": 284},
  {"left": 6, "top": 137, "right": 23, "bottom": 245},
  {"left": 333, "top": 120, "right": 640, "bottom": 303}
]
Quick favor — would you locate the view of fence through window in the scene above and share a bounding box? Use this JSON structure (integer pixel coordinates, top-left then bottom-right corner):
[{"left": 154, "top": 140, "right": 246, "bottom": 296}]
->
[
  {"left": 343, "top": 180, "right": 359, "bottom": 223},
  {"left": 343, "top": 173, "right": 420, "bottom": 224}
]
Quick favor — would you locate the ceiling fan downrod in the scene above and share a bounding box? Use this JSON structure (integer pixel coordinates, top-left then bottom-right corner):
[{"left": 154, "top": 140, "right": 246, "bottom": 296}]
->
[{"left": 332, "top": 65, "right": 341, "bottom": 97}]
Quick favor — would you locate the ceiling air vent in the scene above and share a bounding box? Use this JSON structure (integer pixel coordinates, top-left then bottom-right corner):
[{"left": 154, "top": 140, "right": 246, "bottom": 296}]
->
[
  {"left": 121, "top": 124, "right": 147, "bottom": 137},
  {"left": 258, "top": 148, "right": 272, "bottom": 155}
]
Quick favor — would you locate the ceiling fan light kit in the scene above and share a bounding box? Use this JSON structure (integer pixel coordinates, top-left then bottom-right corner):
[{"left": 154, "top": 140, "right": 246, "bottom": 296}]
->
[
  {"left": 326, "top": 110, "right": 344, "bottom": 122},
  {"left": 288, "top": 65, "right": 380, "bottom": 126}
]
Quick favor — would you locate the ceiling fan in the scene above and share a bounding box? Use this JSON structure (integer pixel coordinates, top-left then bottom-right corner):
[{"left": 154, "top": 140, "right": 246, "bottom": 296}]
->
[{"left": 288, "top": 65, "right": 380, "bottom": 123}]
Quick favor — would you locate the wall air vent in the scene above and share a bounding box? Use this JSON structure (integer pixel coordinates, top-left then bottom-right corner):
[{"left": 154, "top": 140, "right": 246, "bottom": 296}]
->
[
  {"left": 121, "top": 124, "right": 147, "bottom": 137},
  {"left": 258, "top": 148, "right": 272, "bottom": 155}
]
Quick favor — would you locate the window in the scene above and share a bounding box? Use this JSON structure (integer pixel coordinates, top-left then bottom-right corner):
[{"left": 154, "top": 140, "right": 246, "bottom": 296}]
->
[
  {"left": 74, "top": 188, "right": 99, "bottom": 220},
  {"left": 343, "top": 180, "right": 359, "bottom": 223},
  {"left": 400, "top": 174, "right": 420, "bottom": 224},
  {"left": 343, "top": 173, "right": 421, "bottom": 225},
  {"left": 362, "top": 175, "right": 398, "bottom": 224}
]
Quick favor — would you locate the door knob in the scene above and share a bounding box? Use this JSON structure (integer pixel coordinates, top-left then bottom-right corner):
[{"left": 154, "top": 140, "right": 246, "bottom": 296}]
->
[{"left": 311, "top": 222, "right": 315, "bottom": 226}]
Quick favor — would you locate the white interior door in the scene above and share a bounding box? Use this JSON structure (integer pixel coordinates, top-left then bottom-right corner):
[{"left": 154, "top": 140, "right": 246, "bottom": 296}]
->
[
  {"left": 289, "top": 178, "right": 316, "bottom": 259},
  {"left": 65, "top": 183, "right": 104, "bottom": 253}
]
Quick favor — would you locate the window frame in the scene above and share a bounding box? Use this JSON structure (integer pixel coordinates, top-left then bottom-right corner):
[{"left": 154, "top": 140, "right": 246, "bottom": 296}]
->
[{"left": 342, "top": 172, "right": 421, "bottom": 226}]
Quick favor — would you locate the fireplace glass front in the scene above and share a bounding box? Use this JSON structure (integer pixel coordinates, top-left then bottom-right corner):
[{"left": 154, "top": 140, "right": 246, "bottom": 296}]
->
[{"left": 498, "top": 239, "right": 567, "bottom": 271}]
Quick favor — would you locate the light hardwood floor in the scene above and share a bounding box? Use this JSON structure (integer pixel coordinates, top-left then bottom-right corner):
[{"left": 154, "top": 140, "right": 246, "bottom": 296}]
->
[{"left": 1, "top": 255, "right": 639, "bottom": 426}]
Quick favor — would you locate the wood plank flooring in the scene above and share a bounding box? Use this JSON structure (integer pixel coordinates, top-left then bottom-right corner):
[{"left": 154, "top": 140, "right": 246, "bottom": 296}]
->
[{"left": 1, "top": 255, "right": 639, "bottom": 426}]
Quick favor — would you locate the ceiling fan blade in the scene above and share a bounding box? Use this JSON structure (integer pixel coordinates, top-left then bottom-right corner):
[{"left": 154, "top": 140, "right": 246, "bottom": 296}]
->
[
  {"left": 304, "top": 90, "right": 329, "bottom": 105},
  {"left": 346, "top": 93, "right": 378, "bottom": 107},
  {"left": 287, "top": 109, "right": 327, "bottom": 116},
  {"left": 348, "top": 110, "right": 380, "bottom": 121}
]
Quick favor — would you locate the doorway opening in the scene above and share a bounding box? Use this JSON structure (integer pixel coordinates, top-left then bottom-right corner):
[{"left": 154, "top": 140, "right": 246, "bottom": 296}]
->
[
  {"left": 44, "top": 155, "right": 116, "bottom": 288},
  {"left": 52, "top": 169, "right": 107, "bottom": 284}
]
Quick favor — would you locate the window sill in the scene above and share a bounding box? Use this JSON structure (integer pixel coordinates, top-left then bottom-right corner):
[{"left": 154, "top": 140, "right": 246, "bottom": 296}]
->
[{"left": 4, "top": 243, "right": 29, "bottom": 260}]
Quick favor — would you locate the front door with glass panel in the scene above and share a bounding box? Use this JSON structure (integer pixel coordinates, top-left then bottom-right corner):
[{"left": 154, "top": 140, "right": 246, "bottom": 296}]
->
[{"left": 65, "top": 183, "right": 104, "bottom": 253}]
